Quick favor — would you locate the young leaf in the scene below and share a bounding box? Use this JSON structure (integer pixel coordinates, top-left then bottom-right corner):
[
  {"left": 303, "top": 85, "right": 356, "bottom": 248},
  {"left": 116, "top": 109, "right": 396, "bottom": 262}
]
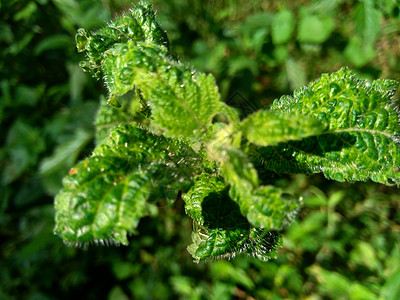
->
[
  {"left": 183, "top": 174, "right": 282, "bottom": 262},
  {"left": 240, "top": 110, "right": 327, "bottom": 146},
  {"left": 76, "top": 2, "right": 169, "bottom": 77},
  {"left": 258, "top": 67, "right": 400, "bottom": 185},
  {"left": 54, "top": 124, "right": 200, "bottom": 246}
]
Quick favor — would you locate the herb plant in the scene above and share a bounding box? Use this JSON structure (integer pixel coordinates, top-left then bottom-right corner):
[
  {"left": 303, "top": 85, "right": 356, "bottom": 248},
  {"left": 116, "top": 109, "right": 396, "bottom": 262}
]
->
[{"left": 54, "top": 2, "right": 400, "bottom": 263}]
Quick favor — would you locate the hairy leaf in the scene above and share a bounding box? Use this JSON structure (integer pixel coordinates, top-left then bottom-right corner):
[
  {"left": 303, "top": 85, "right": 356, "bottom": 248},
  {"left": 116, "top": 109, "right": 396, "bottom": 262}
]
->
[
  {"left": 102, "top": 42, "right": 223, "bottom": 138},
  {"left": 183, "top": 174, "right": 282, "bottom": 262},
  {"left": 241, "top": 110, "right": 327, "bottom": 146},
  {"left": 258, "top": 67, "right": 400, "bottom": 185},
  {"left": 76, "top": 2, "right": 169, "bottom": 77},
  {"left": 77, "top": 4, "right": 223, "bottom": 139},
  {"left": 209, "top": 140, "right": 298, "bottom": 229},
  {"left": 54, "top": 124, "right": 200, "bottom": 246}
]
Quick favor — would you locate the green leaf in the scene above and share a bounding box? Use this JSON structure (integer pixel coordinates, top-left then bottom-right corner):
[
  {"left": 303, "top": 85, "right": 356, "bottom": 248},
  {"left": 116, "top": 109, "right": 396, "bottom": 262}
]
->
[
  {"left": 285, "top": 57, "right": 307, "bottom": 89},
  {"left": 344, "top": 0, "right": 381, "bottom": 66},
  {"left": 34, "top": 34, "right": 72, "bottom": 55},
  {"left": 102, "top": 42, "right": 223, "bottom": 138},
  {"left": 54, "top": 124, "right": 200, "bottom": 246},
  {"left": 183, "top": 174, "right": 282, "bottom": 263},
  {"left": 2, "top": 120, "right": 46, "bottom": 184},
  {"left": 55, "top": 156, "right": 152, "bottom": 246},
  {"left": 208, "top": 142, "right": 298, "bottom": 229},
  {"left": 258, "top": 67, "right": 400, "bottom": 185},
  {"left": 271, "top": 9, "right": 295, "bottom": 45},
  {"left": 40, "top": 129, "right": 93, "bottom": 195},
  {"left": 76, "top": 3, "right": 169, "bottom": 77},
  {"left": 381, "top": 267, "right": 400, "bottom": 300},
  {"left": 297, "top": 10, "right": 334, "bottom": 43},
  {"left": 240, "top": 110, "right": 327, "bottom": 146},
  {"left": 353, "top": 0, "right": 381, "bottom": 47},
  {"left": 344, "top": 38, "right": 375, "bottom": 67},
  {"left": 94, "top": 95, "right": 140, "bottom": 144}
]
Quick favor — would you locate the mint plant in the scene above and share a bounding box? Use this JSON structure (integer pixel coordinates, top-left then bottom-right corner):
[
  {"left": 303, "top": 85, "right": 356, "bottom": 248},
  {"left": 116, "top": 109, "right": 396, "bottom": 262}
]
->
[{"left": 54, "top": 3, "right": 400, "bottom": 263}]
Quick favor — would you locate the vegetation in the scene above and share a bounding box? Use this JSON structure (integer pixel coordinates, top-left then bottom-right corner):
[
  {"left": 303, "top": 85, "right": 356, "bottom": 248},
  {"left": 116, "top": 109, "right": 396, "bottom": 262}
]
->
[{"left": 1, "top": 0, "right": 399, "bottom": 299}]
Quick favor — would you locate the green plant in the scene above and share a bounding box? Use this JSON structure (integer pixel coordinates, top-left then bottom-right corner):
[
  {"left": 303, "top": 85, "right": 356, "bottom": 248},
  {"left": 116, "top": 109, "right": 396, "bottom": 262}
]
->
[{"left": 54, "top": 2, "right": 400, "bottom": 263}]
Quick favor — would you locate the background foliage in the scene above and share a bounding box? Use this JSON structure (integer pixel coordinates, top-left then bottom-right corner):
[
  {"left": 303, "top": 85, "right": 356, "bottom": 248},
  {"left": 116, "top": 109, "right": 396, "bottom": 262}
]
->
[{"left": 1, "top": 0, "right": 399, "bottom": 299}]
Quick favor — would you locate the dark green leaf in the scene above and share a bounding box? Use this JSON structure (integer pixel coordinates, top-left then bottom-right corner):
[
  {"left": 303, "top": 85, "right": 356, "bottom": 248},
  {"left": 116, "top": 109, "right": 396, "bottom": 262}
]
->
[
  {"left": 184, "top": 174, "right": 282, "bottom": 262},
  {"left": 259, "top": 67, "right": 400, "bottom": 185},
  {"left": 54, "top": 124, "right": 200, "bottom": 246}
]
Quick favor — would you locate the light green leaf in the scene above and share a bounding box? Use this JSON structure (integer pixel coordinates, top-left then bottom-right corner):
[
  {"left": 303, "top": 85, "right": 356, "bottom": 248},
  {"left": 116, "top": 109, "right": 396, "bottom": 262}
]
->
[
  {"left": 183, "top": 173, "right": 227, "bottom": 225},
  {"left": 271, "top": 9, "right": 295, "bottom": 45},
  {"left": 258, "top": 67, "right": 400, "bottom": 185},
  {"left": 240, "top": 110, "right": 327, "bottom": 146},
  {"left": 55, "top": 156, "right": 152, "bottom": 246},
  {"left": 344, "top": 0, "right": 381, "bottom": 67},
  {"left": 40, "top": 129, "right": 93, "bottom": 195},
  {"left": 77, "top": 4, "right": 223, "bottom": 139},
  {"left": 184, "top": 174, "right": 282, "bottom": 262},
  {"left": 349, "top": 240, "right": 381, "bottom": 272},
  {"left": 381, "top": 266, "right": 400, "bottom": 300},
  {"left": 344, "top": 38, "right": 375, "bottom": 67},
  {"left": 297, "top": 11, "right": 334, "bottom": 43},
  {"left": 354, "top": 0, "right": 382, "bottom": 47},
  {"left": 285, "top": 57, "right": 307, "bottom": 89}
]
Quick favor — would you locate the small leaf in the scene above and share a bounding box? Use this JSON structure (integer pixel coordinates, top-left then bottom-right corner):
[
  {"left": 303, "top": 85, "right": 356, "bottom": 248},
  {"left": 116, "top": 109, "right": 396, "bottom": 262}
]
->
[
  {"left": 344, "top": 0, "right": 381, "bottom": 67},
  {"left": 297, "top": 10, "right": 334, "bottom": 43},
  {"left": 353, "top": 0, "right": 381, "bottom": 47},
  {"left": 34, "top": 34, "right": 71, "bottom": 55},
  {"left": 240, "top": 110, "right": 327, "bottom": 146},
  {"left": 271, "top": 9, "right": 295, "bottom": 45},
  {"left": 75, "top": 3, "right": 169, "bottom": 77}
]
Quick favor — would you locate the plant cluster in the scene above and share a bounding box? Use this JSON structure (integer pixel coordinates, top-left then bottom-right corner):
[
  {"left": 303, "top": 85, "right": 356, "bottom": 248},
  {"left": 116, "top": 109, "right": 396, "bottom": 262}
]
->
[
  {"left": 54, "top": 2, "right": 400, "bottom": 263},
  {"left": 2, "top": 0, "right": 400, "bottom": 298}
]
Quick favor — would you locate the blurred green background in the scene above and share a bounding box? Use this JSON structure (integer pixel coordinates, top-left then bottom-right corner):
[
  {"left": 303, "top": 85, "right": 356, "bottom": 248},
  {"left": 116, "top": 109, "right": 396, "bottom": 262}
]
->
[{"left": 1, "top": 0, "right": 400, "bottom": 299}]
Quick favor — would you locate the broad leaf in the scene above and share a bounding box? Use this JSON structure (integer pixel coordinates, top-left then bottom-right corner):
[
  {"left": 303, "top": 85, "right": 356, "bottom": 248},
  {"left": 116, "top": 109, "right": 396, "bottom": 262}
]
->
[
  {"left": 241, "top": 110, "right": 327, "bottom": 146},
  {"left": 54, "top": 124, "right": 200, "bottom": 246},
  {"left": 258, "top": 67, "right": 400, "bottom": 185},
  {"left": 77, "top": 4, "right": 223, "bottom": 139},
  {"left": 183, "top": 174, "right": 282, "bottom": 262},
  {"left": 55, "top": 157, "right": 152, "bottom": 246}
]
